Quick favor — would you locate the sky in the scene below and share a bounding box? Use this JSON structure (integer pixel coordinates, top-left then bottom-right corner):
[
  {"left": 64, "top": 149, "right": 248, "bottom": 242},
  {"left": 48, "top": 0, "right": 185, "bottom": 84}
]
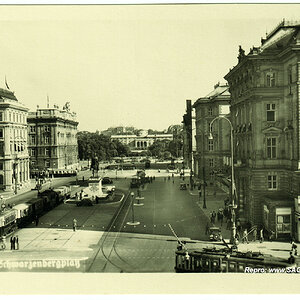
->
[{"left": 1, "top": 3, "right": 300, "bottom": 132}]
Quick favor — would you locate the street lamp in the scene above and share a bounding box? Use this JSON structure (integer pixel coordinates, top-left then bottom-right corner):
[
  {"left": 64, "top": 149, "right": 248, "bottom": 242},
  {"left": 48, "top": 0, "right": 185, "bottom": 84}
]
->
[
  {"left": 126, "top": 191, "right": 140, "bottom": 226},
  {"left": 134, "top": 185, "right": 144, "bottom": 206},
  {"left": 209, "top": 116, "right": 237, "bottom": 247},
  {"left": 195, "top": 127, "right": 207, "bottom": 209}
]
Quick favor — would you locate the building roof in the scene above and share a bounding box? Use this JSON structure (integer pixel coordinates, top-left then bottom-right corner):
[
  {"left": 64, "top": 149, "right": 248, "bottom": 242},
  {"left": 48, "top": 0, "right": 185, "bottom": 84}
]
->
[
  {"left": 204, "top": 84, "right": 230, "bottom": 99},
  {"left": 225, "top": 20, "right": 300, "bottom": 78},
  {"left": 0, "top": 88, "right": 18, "bottom": 101},
  {"left": 193, "top": 83, "right": 230, "bottom": 108}
]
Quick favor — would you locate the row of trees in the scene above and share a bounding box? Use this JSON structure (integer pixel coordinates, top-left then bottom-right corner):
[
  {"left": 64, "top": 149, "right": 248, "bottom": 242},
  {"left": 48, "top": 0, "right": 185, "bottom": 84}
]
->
[
  {"left": 147, "top": 139, "right": 183, "bottom": 159},
  {"left": 77, "top": 124, "right": 183, "bottom": 161},
  {"left": 77, "top": 131, "right": 130, "bottom": 161}
]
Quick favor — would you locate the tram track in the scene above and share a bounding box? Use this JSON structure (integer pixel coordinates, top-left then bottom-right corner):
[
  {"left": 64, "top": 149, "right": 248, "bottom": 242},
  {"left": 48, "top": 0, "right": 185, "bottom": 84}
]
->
[{"left": 87, "top": 189, "right": 138, "bottom": 272}]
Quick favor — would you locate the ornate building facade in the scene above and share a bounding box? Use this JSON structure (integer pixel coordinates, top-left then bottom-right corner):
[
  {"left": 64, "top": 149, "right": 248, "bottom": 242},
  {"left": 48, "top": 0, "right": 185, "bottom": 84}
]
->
[
  {"left": 111, "top": 132, "right": 173, "bottom": 153},
  {"left": 224, "top": 21, "right": 300, "bottom": 239},
  {"left": 193, "top": 83, "right": 231, "bottom": 188},
  {"left": 0, "top": 88, "right": 30, "bottom": 192},
  {"left": 27, "top": 103, "right": 79, "bottom": 172}
]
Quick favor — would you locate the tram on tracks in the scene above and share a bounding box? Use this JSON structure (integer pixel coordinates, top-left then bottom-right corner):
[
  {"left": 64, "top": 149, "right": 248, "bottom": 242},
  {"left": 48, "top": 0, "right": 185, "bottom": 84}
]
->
[
  {"left": 169, "top": 224, "right": 299, "bottom": 273},
  {"left": 0, "top": 187, "right": 69, "bottom": 238},
  {"left": 175, "top": 245, "right": 299, "bottom": 273}
]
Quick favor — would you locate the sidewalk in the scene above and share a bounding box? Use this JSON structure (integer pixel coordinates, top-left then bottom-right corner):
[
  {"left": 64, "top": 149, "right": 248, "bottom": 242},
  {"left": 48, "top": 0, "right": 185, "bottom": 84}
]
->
[{"left": 188, "top": 184, "right": 232, "bottom": 240}]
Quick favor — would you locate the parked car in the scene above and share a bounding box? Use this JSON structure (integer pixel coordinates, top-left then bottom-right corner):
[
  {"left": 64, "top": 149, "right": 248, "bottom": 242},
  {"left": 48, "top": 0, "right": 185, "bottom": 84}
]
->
[
  {"left": 102, "top": 185, "right": 115, "bottom": 193},
  {"left": 102, "top": 177, "right": 113, "bottom": 184},
  {"left": 76, "top": 199, "right": 93, "bottom": 206}
]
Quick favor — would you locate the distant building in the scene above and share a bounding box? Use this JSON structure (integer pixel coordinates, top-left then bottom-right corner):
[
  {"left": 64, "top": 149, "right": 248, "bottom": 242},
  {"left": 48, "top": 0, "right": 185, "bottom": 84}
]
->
[
  {"left": 111, "top": 131, "right": 173, "bottom": 153},
  {"left": 193, "top": 83, "right": 231, "bottom": 186},
  {"left": 0, "top": 88, "right": 30, "bottom": 192},
  {"left": 224, "top": 20, "right": 300, "bottom": 239},
  {"left": 27, "top": 103, "right": 79, "bottom": 172}
]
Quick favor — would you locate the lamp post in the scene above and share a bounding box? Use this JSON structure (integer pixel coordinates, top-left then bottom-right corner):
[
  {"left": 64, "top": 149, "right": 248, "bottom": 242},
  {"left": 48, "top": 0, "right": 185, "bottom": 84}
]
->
[
  {"left": 134, "top": 185, "right": 144, "bottom": 206},
  {"left": 126, "top": 191, "right": 140, "bottom": 226},
  {"left": 195, "top": 127, "right": 207, "bottom": 209},
  {"left": 209, "top": 116, "right": 237, "bottom": 247}
]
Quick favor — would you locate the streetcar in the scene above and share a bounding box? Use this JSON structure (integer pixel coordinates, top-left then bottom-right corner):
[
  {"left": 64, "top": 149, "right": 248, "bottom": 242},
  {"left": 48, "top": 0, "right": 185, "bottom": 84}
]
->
[
  {"left": 175, "top": 245, "right": 300, "bottom": 273},
  {"left": 168, "top": 223, "right": 299, "bottom": 273}
]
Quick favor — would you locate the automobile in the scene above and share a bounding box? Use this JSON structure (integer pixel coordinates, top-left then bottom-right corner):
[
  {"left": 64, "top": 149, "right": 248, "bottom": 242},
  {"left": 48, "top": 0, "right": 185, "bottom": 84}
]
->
[
  {"left": 102, "top": 177, "right": 113, "bottom": 184},
  {"left": 76, "top": 199, "right": 93, "bottom": 206},
  {"left": 102, "top": 185, "right": 115, "bottom": 193},
  {"left": 180, "top": 182, "right": 187, "bottom": 190},
  {"left": 209, "top": 226, "right": 222, "bottom": 241}
]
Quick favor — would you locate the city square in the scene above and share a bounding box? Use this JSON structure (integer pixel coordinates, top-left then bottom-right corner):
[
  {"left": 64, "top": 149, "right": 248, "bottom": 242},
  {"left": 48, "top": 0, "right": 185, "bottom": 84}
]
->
[{"left": 0, "top": 4, "right": 299, "bottom": 295}]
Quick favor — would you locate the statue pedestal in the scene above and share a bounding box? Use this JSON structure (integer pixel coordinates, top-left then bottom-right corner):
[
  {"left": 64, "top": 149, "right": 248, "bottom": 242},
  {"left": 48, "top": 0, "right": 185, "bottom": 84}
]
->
[{"left": 84, "top": 176, "right": 105, "bottom": 198}]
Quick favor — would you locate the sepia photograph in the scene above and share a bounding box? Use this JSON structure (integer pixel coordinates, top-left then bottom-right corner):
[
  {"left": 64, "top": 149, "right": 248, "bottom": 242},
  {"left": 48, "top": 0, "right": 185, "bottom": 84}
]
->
[{"left": 0, "top": 0, "right": 300, "bottom": 295}]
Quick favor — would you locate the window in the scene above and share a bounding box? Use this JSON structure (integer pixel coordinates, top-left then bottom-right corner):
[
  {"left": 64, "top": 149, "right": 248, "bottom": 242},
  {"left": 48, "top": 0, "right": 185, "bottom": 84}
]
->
[
  {"left": 267, "top": 137, "right": 276, "bottom": 158},
  {"left": 277, "top": 215, "right": 291, "bottom": 233},
  {"left": 45, "top": 148, "right": 50, "bottom": 156},
  {"left": 45, "top": 126, "right": 50, "bottom": 132},
  {"left": 0, "top": 129, "right": 3, "bottom": 138},
  {"left": 208, "top": 140, "right": 214, "bottom": 151},
  {"left": 30, "top": 126, "right": 36, "bottom": 133},
  {"left": 208, "top": 107, "right": 213, "bottom": 116},
  {"left": 31, "top": 136, "right": 36, "bottom": 144},
  {"left": 45, "top": 136, "right": 50, "bottom": 144},
  {"left": 209, "top": 158, "right": 214, "bottom": 167},
  {"left": 266, "top": 104, "right": 276, "bottom": 121},
  {"left": 31, "top": 149, "right": 36, "bottom": 156},
  {"left": 267, "top": 174, "right": 277, "bottom": 190},
  {"left": 0, "top": 112, "right": 3, "bottom": 121},
  {"left": 0, "top": 163, "right": 3, "bottom": 170},
  {"left": 266, "top": 72, "right": 275, "bottom": 87}
]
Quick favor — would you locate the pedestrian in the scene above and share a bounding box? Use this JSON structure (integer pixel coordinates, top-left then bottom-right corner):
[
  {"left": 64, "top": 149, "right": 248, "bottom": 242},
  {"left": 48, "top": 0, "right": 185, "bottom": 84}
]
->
[
  {"left": 291, "top": 239, "right": 298, "bottom": 256},
  {"left": 12, "top": 236, "right": 16, "bottom": 250},
  {"left": 269, "top": 230, "right": 275, "bottom": 242},
  {"left": 219, "top": 210, "right": 224, "bottom": 227},
  {"left": 172, "top": 173, "right": 174, "bottom": 178},
  {"left": 210, "top": 212, "right": 213, "bottom": 224},
  {"left": 288, "top": 251, "right": 295, "bottom": 264},
  {"left": 35, "top": 215, "right": 39, "bottom": 227},
  {"left": 198, "top": 190, "right": 202, "bottom": 199},
  {"left": 235, "top": 232, "right": 240, "bottom": 243},
  {"left": 10, "top": 236, "right": 14, "bottom": 250},
  {"left": 15, "top": 235, "right": 19, "bottom": 250},
  {"left": 259, "top": 228, "right": 264, "bottom": 243},
  {"left": 168, "top": 176, "right": 170, "bottom": 181},
  {"left": 253, "top": 227, "right": 257, "bottom": 242},
  {"left": 80, "top": 190, "right": 83, "bottom": 200},
  {"left": 164, "top": 177, "right": 166, "bottom": 181},
  {"left": 226, "top": 219, "right": 231, "bottom": 230},
  {"left": 242, "top": 229, "right": 249, "bottom": 244},
  {"left": 82, "top": 176, "right": 85, "bottom": 183},
  {"left": 73, "top": 218, "right": 77, "bottom": 232},
  {"left": 205, "top": 223, "right": 210, "bottom": 235},
  {"left": 211, "top": 211, "right": 216, "bottom": 224}
]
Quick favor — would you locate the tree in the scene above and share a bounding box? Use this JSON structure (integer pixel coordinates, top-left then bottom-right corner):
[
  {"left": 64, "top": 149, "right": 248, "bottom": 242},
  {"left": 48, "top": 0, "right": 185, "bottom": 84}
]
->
[{"left": 77, "top": 131, "right": 131, "bottom": 161}]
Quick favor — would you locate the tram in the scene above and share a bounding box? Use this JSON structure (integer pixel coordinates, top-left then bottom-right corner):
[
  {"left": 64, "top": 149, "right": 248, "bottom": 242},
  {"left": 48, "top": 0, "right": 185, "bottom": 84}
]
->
[
  {"left": 175, "top": 245, "right": 299, "bottom": 273},
  {"left": 168, "top": 224, "right": 299, "bottom": 273}
]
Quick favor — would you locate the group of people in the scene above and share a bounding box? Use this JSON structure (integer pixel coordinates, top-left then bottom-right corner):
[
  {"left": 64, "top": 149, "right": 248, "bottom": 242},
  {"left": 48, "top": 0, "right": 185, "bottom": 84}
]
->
[
  {"left": 10, "top": 235, "right": 19, "bottom": 250},
  {"left": 164, "top": 173, "right": 174, "bottom": 183}
]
